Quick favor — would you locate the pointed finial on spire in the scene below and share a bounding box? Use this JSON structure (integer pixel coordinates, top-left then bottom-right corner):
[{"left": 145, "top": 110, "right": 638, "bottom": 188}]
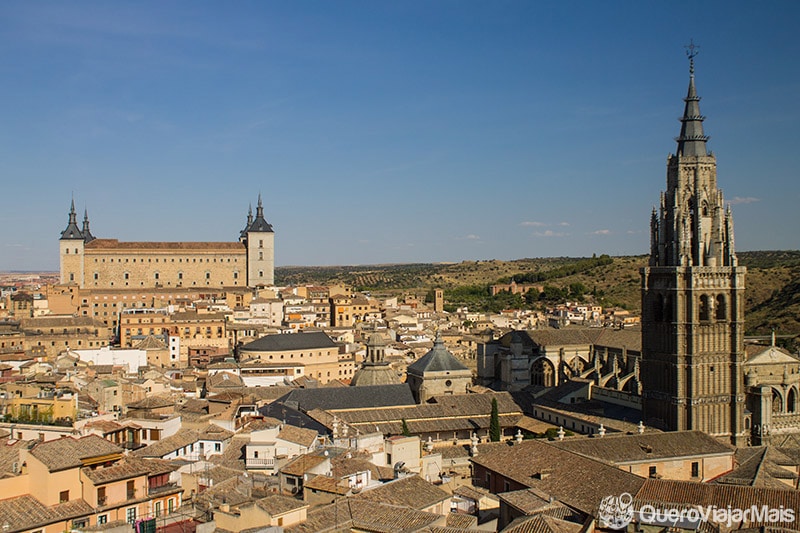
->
[
  {"left": 772, "top": 329, "right": 776, "bottom": 347},
  {"left": 70, "top": 196, "right": 76, "bottom": 214},
  {"left": 685, "top": 39, "right": 699, "bottom": 77},
  {"left": 258, "top": 192, "right": 263, "bottom": 208}
]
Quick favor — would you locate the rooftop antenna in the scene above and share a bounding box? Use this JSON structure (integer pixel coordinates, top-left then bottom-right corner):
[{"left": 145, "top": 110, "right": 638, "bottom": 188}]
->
[{"left": 685, "top": 39, "right": 700, "bottom": 76}]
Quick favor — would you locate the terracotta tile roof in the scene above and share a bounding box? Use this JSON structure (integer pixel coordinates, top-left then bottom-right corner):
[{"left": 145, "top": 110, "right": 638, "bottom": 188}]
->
[
  {"left": 280, "top": 453, "right": 329, "bottom": 476},
  {"left": 198, "top": 424, "right": 235, "bottom": 442},
  {"left": 126, "top": 395, "right": 174, "bottom": 410},
  {"left": 304, "top": 474, "right": 350, "bottom": 495},
  {"left": 254, "top": 494, "right": 308, "bottom": 516},
  {"left": 285, "top": 498, "right": 443, "bottom": 533},
  {"left": 635, "top": 478, "right": 800, "bottom": 529},
  {"left": 502, "top": 515, "right": 584, "bottom": 533},
  {"left": 132, "top": 428, "right": 198, "bottom": 458},
  {"left": 550, "top": 430, "right": 734, "bottom": 464},
  {"left": 0, "top": 494, "right": 94, "bottom": 533},
  {"left": 353, "top": 474, "right": 450, "bottom": 510},
  {"left": 30, "top": 435, "right": 123, "bottom": 472},
  {"left": 0, "top": 438, "right": 34, "bottom": 477},
  {"left": 277, "top": 425, "right": 318, "bottom": 448},
  {"left": 470, "top": 439, "right": 645, "bottom": 515},
  {"left": 452, "top": 484, "right": 494, "bottom": 502},
  {"left": 445, "top": 512, "right": 478, "bottom": 528},
  {"left": 82, "top": 458, "right": 151, "bottom": 484}
]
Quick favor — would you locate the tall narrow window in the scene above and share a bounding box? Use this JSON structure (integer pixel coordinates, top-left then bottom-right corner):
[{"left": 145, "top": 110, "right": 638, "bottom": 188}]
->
[{"left": 699, "top": 295, "right": 710, "bottom": 321}]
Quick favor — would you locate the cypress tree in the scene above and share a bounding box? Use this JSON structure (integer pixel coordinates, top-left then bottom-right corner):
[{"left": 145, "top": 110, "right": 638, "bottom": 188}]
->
[{"left": 489, "top": 397, "right": 501, "bottom": 442}]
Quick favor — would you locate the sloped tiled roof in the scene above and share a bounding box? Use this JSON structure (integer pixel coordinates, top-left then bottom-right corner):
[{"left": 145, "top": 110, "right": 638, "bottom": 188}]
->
[
  {"left": 132, "top": 428, "right": 198, "bottom": 458},
  {"left": 0, "top": 495, "right": 94, "bottom": 533},
  {"left": 284, "top": 498, "right": 442, "bottom": 533},
  {"left": 470, "top": 439, "right": 645, "bottom": 515},
  {"left": 353, "top": 474, "right": 450, "bottom": 510},
  {"left": 277, "top": 425, "right": 318, "bottom": 448},
  {"left": 276, "top": 383, "right": 415, "bottom": 412},
  {"left": 550, "top": 430, "right": 734, "bottom": 464},
  {"left": 635, "top": 478, "right": 800, "bottom": 529},
  {"left": 30, "top": 435, "right": 123, "bottom": 472},
  {"left": 82, "top": 458, "right": 152, "bottom": 484},
  {"left": 254, "top": 494, "right": 308, "bottom": 516}
]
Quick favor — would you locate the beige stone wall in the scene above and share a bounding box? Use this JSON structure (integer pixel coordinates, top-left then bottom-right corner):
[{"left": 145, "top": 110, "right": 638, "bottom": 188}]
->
[
  {"left": 60, "top": 240, "right": 84, "bottom": 285},
  {"left": 241, "top": 345, "right": 342, "bottom": 384},
  {"left": 83, "top": 247, "right": 247, "bottom": 290},
  {"left": 625, "top": 454, "right": 733, "bottom": 482},
  {"left": 246, "top": 232, "right": 274, "bottom": 286}
]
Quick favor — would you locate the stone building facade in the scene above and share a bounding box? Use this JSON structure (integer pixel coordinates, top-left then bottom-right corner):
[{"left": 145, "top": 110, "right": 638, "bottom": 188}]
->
[
  {"left": 60, "top": 195, "right": 274, "bottom": 289},
  {"left": 640, "top": 55, "right": 747, "bottom": 445}
]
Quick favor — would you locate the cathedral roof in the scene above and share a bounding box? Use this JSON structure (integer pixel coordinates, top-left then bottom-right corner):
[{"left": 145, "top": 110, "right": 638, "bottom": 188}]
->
[{"left": 406, "top": 332, "right": 469, "bottom": 375}]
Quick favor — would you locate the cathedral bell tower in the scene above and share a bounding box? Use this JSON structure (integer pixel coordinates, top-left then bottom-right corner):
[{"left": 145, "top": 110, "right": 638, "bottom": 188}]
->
[{"left": 640, "top": 45, "right": 747, "bottom": 445}]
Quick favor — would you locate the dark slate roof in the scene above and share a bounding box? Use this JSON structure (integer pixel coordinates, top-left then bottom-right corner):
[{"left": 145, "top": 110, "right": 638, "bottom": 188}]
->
[
  {"left": 275, "top": 383, "right": 415, "bottom": 412},
  {"left": 242, "top": 331, "right": 337, "bottom": 352},
  {"left": 246, "top": 195, "right": 274, "bottom": 233},
  {"left": 406, "top": 334, "right": 469, "bottom": 375},
  {"left": 60, "top": 200, "right": 84, "bottom": 241}
]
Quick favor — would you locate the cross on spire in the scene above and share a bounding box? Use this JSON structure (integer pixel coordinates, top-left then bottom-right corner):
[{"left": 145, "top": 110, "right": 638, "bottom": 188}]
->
[{"left": 685, "top": 39, "right": 700, "bottom": 76}]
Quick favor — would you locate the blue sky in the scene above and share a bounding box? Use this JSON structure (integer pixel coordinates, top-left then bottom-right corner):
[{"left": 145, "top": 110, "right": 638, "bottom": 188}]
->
[{"left": 1, "top": 1, "right": 799, "bottom": 271}]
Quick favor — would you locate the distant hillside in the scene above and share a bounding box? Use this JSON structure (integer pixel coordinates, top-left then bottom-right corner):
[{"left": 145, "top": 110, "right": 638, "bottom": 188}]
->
[{"left": 276, "top": 250, "right": 800, "bottom": 340}]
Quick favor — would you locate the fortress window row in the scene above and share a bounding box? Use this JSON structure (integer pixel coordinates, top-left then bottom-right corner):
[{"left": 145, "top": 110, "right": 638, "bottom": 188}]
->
[{"left": 89, "top": 257, "right": 240, "bottom": 263}]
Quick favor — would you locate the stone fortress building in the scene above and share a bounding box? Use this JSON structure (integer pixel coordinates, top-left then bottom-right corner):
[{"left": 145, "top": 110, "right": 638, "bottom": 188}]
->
[{"left": 60, "top": 195, "right": 274, "bottom": 289}]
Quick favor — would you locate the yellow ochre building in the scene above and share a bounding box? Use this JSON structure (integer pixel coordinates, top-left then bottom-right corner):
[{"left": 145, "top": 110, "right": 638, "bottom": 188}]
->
[{"left": 59, "top": 195, "right": 275, "bottom": 289}]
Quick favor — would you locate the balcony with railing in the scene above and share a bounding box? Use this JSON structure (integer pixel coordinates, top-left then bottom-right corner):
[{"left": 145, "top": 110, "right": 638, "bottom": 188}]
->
[{"left": 245, "top": 457, "right": 275, "bottom": 470}]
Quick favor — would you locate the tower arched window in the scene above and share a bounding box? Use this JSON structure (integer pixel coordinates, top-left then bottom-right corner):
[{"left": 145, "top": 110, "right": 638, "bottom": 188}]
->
[
  {"left": 715, "top": 295, "right": 726, "bottom": 321},
  {"left": 773, "top": 388, "right": 783, "bottom": 414},
  {"left": 788, "top": 388, "right": 797, "bottom": 414},
  {"left": 699, "top": 295, "right": 710, "bottom": 321}
]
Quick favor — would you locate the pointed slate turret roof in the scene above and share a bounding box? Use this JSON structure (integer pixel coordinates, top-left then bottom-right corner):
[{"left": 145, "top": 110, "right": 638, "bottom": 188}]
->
[
  {"left": 675, "top": 53, "right": 709, "bottom": 157},
  {"left": 240, "top": 204, "right": 253, "bottom": 239},
  {"left": 246, "top": 193, "right": 274, "bottom": 233},
  {"left": 81, "top": 209, "right": 95, "bottom": 243},
  {"left": 407, "top": 332, "right": 468, "bottom": 374},
  {"left": 60, "top": 199, "right": 84, "bottom": 241}
]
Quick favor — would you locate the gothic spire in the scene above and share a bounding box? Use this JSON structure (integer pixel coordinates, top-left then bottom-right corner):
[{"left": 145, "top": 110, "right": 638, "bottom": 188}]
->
[
  {"left": 240, "top": 204, "right": 254, "bottom": 239},
  {"left": 248, "top": 193, "right": 273, "bottom": 233},
  {"left": 676, "top": 41, "right": 709, "bottom": 157},
  {"left": 82, "top": 208, "right": 95, "bottom": 243},
  {"left": 60, "top": 198, "right": 84, "bottom": 241}
]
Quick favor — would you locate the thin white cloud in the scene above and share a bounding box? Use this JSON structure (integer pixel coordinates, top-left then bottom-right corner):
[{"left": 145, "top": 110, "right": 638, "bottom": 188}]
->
[
  {"left": 520, "top": 221, "right": 548, "bottom": 227},
  {"left": 534, "top": 230, "right": 569, "bottom": 238},
  {"left": 728, "top": 196, "right": 760, "bottom": 205},
  {"left": 590, "top": 229, "right": 611, "bottom": 235},
  {"left": 465, "top": 234, "right": 480, "bottom": 240},
  {"left": 558, "top": 222, "right": 570, "bottom": 227}
]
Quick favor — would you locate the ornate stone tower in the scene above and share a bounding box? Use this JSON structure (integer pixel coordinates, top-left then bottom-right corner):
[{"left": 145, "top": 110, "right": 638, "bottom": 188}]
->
[
  {"left": 640, "top": 47, "right": 747, "bottom": 445},
  {"left": 243, "top": 194, "right": 275, "bottom": 287}
]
